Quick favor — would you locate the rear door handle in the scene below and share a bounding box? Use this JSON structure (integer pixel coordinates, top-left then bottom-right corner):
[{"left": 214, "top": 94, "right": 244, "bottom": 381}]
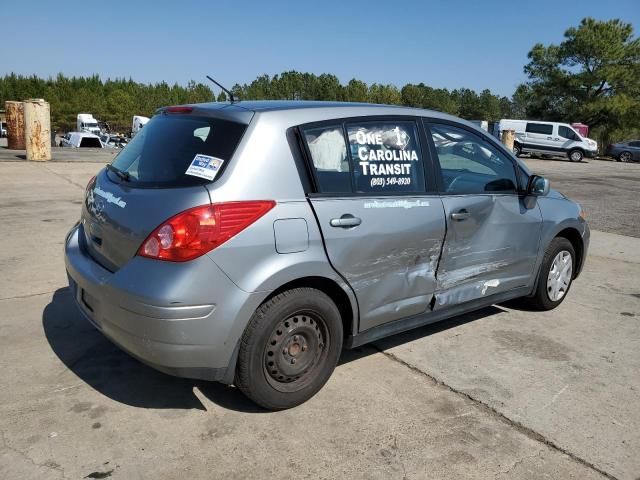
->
[
  {"left": 450, "top": 210, "right": 471, "bottom": 221},
  {"left": 330, "top": 214, "right": 362, "bottom": 228}
]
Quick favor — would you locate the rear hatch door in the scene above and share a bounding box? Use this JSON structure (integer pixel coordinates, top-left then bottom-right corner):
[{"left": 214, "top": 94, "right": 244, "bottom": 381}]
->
[{"left": 81, "top": 110, "right": 250, "bottom": 271}]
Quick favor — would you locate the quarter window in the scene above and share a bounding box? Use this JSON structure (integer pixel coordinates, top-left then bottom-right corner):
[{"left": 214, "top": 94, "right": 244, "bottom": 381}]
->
[
  {"left": 346, "top": 121, "right": 425, "bottom": 193},
  {"left": 526, "top": 123, "right": 553, "bottom": 135},
  {"left": 429, "top": 124, "right": 518, "bottom": 195}
]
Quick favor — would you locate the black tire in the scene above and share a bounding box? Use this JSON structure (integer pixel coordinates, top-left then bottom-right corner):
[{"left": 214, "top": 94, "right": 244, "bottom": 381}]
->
[
  {"left": 235, "top": 288, "right": 343, "bottom": 410},
  {"left": 513, "top": 143, "right": 522, "bottom": 157},
  {"left": 569, "top": 149, "right": 583, "bottom": 162},
  {"left": 619, "top": 151, "right": 633, "bottom": 163},
  {"left": 525, "top": 237, "right": 575, "bottom": 311}
]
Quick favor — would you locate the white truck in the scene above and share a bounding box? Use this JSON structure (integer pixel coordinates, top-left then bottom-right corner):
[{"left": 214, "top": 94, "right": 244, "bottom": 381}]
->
[
  {"left": 77, "top": 114, "right": 101, "bottom": 136},
  {"left": 132, "top": 115, "right": 149, "bottom": 136}
]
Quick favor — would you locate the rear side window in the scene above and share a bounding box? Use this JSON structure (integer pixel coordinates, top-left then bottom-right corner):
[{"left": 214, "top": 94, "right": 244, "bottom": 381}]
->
[
  {"left": 628, "top": 141, "right": 640, "bottom": 147},
  {"left": 301, "top": 119, "right": 426, "bottom": 195},
  {"left": 110, "top": 115, "right": 246, "bottom": 187},
  {"left": 526, "top": 123, "right": 553, "bottom": 135},
  {"left": 346, "top": 121, "right": 425, "bottom": 193}
]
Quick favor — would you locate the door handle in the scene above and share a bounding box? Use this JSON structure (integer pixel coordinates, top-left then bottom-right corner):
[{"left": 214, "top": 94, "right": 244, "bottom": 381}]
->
[
  {"left": 330, "top": 214, "right": 362, "bottom": 228},
  {"left": 450, "top": 210, "right": 471, "bottom": 221}
]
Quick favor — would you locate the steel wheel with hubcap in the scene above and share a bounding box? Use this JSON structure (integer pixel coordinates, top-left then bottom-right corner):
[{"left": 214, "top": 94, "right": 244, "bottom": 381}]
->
[
  {"left": 546, "top": 250, "right": 573, "bottom": 301},
  {"left": 569, "top": 149, "right": 583, "bottom": 162},
  {"left": 236, "top": 288, "right": 343, "bottom": 410},
  {"left": 523, "top": 237, "right": 576, "bottom": 310}
]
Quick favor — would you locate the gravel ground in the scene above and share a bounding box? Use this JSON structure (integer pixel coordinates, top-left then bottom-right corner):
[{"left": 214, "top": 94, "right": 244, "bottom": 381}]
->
[
  {"left": 0, "top": 161, "right": 638, "bottom": 479},
  {"left": 523, "top": 157, "right": 640, "bottom": 238}
]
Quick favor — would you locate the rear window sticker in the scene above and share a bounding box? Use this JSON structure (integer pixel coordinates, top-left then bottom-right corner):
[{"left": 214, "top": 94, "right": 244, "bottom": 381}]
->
[{"left": 185, "top": 154, "right": 224, "bottom": 181}]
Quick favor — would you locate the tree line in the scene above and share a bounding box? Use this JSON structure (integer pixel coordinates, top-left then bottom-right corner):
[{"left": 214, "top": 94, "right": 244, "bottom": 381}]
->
[
  {"left": 0, "top": 72, "right": 515, "bottom": 133},
  {"left": 1, "top": 17, "right": 637, "bottom": 144},
  {"left": 0, "top": 74, "right": 214, "bottom": 132},
  {"left": 229, "top": 72, "right": 517, "bottom": 121}
]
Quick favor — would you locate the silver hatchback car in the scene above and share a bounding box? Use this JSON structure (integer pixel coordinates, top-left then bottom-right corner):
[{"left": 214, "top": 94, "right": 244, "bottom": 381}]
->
[{"left": 65, "top": 101, "right": 589, "bottom": 409}]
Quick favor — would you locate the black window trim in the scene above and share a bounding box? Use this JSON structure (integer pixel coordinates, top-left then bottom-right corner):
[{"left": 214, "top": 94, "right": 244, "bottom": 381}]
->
[
  {"left": 423, "top": 118, "right": 526, "bottom": 196},
  {"left": 525, "top": 122, "right": 554, "bottom": 135},
  {"left": 295, "top": 115, "right": 439, "bottom": 198}
]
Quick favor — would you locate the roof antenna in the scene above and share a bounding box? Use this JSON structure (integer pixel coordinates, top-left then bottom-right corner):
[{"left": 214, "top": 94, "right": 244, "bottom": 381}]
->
[{"left": 206, "top": 75, "right": 238, "bottom": 103}]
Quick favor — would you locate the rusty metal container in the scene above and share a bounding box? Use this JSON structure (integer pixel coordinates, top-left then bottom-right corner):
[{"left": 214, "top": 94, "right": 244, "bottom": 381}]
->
[
  {"left": 5, "top": 101, "right": 25, "bottom": 150},
  {"left": 24, "top": 99, "right": 51, "bottom": 161},
  {"left": 501, "top": 129, "right": 515, "bottom": 152}
]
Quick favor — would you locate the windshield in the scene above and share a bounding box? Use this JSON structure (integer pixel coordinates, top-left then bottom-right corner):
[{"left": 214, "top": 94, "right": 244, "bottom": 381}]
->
[{"left": 110, "top": 114, "right": 247, "bottom": 187}]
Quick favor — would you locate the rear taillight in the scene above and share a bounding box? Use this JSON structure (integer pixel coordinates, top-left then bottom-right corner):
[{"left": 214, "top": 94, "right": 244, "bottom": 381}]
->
[{"left": 138, "top": 201, "right": 275, "bottom": 262}]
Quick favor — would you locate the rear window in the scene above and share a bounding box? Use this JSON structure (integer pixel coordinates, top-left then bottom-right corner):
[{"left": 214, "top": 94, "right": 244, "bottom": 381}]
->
[
  {"left": 79, "top": 137, "right": 102, "bottom": 148},
  {"left": 110, "top": 114, "right": 246, "bottom": 187}
]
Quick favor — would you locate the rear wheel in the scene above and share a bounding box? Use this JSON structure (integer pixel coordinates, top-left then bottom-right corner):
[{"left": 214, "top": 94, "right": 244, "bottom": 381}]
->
[
  {"left": 525, "top": 237, "right": 575, "bottom": 311},
  {"left": 619, "top": 151, "right": 633, "bottom": 162},
  {"left": 235, "top": 288, "right": 343, "bottom": 410},
  {"left": 569, "top": 149, "right": 584, "bottom": 162}
]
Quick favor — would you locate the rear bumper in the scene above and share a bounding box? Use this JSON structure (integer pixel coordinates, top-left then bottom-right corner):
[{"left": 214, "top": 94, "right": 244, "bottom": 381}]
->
[{"left": 64, "top": 224, "right": 266, "bottom": 382}]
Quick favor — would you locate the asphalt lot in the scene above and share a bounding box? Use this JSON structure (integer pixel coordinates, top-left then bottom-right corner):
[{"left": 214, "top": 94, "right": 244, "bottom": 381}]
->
[
  {"left": 523, "top": 157, "right": 640, "bottom": 238},
  {"left": 0, "top": 154, "right": 639, "bottom": 480}
]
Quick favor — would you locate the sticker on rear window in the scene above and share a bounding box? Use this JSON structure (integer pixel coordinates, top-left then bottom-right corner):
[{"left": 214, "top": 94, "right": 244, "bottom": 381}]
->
[{"left": 185, "top": 154, "right": 224, "bottom": 181}]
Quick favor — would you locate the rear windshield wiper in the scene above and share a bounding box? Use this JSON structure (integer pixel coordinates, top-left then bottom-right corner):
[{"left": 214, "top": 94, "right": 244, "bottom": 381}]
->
[{"left": 106, "top": 164, "right": 130, "bottom": 182}]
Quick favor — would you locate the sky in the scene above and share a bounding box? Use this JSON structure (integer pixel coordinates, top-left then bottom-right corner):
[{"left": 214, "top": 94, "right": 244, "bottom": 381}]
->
[{"left": 2, "top": 0, "right": 639, "bottom": 97}]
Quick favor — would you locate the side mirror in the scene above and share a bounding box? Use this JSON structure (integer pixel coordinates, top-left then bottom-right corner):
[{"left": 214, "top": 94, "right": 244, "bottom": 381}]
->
[{"left": 527, "top": 175, "right": 550, "bottom": 196}]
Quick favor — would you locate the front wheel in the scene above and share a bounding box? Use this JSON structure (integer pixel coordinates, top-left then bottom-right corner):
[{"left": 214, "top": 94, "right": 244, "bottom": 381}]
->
[
  {"left": 235, "top": 288, "right": 343, "bottom": 410},
  {"left": 569, "top": 149, "right": 584, "bottom": 162},
  {"left": 525, "top": 237, "right": 575, "bottom": 311}
]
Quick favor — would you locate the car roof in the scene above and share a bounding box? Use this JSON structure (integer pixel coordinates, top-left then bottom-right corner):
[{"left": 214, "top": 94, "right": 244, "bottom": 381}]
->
[
  {"left": 169, "top": 100, "right": 462, "bottom": 123},
  {"left": 191, "top": 100, "right": 401, "bottom": 112}
]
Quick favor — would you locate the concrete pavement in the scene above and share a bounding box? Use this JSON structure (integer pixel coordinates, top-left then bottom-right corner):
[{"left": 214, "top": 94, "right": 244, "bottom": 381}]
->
[{"left": 0, "top": 160, "right": 638, "bottom": 479}]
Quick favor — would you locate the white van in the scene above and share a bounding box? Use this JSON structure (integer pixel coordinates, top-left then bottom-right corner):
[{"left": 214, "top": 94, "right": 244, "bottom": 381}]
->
[{"left": 497, "top": 119, "right": 597, "bottom": 162}]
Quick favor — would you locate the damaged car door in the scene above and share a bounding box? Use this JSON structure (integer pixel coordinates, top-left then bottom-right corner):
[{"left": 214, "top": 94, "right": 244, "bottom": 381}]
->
[
  {"left": 301, "top": 118, "right": 446, "bottom": 331},
  {"left": 426, "top": 121, "right": 542, "bottom": 307}
]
